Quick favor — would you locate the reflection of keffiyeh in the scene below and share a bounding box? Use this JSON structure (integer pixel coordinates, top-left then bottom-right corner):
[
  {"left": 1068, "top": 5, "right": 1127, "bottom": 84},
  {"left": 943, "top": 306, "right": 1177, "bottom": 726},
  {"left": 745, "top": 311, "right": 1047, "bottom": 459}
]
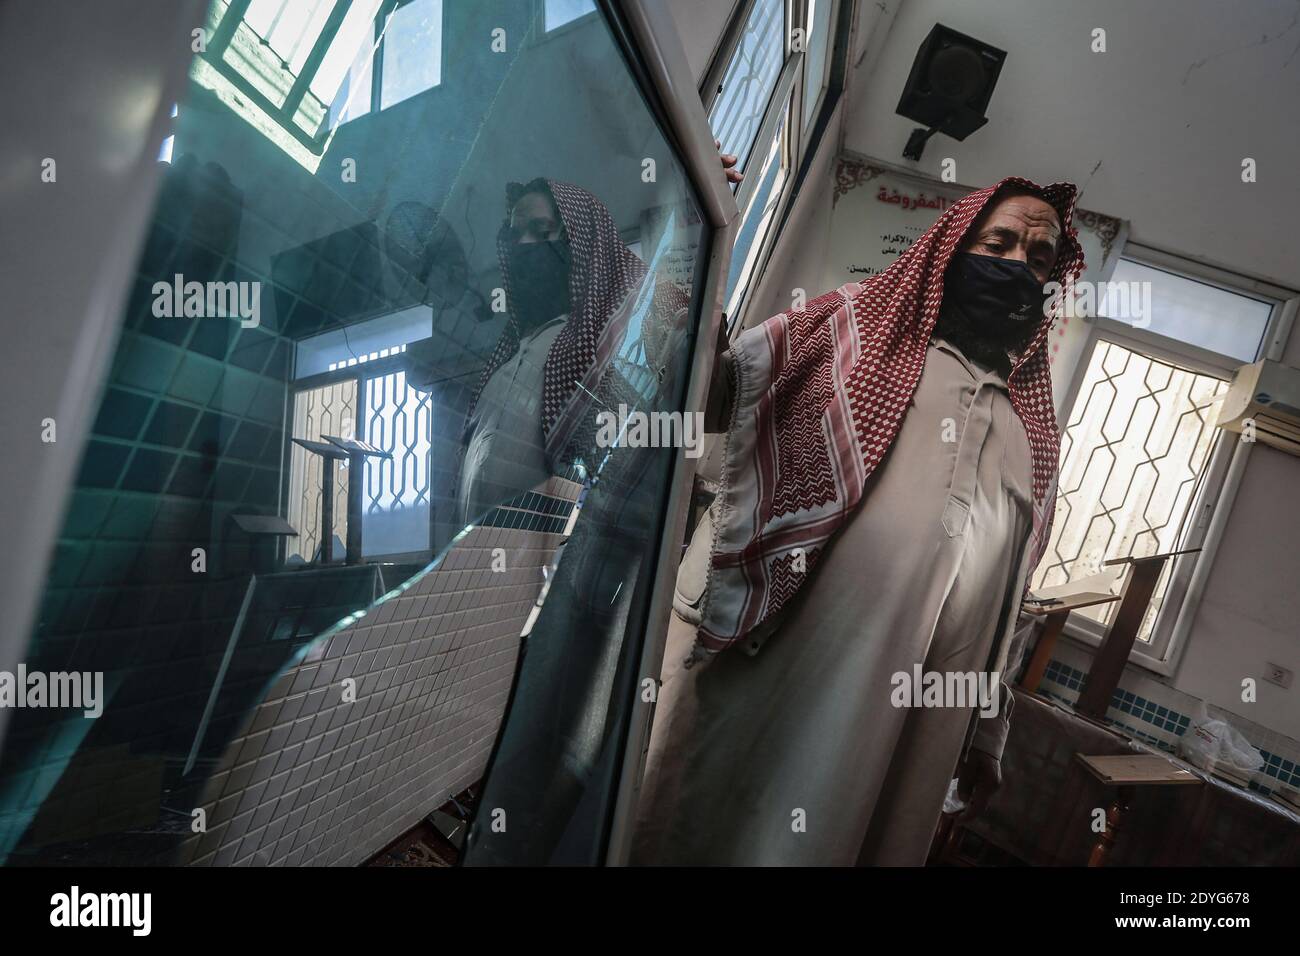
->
[
  {"left": 468, "top": 179, "right": 690, "bottom": 467},
  {"left": 696, "top": 176, "right": 1086, "bottom": 651}
]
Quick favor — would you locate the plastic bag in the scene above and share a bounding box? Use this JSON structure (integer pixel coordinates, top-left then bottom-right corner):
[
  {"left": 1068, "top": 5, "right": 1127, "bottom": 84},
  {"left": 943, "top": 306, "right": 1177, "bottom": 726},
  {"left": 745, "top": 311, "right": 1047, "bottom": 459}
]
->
[{"left": 1178, "top": 702, "right": 1264, "bottom": 774}]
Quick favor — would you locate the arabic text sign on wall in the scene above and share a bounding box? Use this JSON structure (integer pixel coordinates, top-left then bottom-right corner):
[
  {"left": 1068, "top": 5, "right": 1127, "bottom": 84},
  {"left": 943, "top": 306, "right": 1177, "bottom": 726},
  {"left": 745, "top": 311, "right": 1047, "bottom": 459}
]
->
[{"left": 826, "top": 157, "right": 1129, "bottom": 411}]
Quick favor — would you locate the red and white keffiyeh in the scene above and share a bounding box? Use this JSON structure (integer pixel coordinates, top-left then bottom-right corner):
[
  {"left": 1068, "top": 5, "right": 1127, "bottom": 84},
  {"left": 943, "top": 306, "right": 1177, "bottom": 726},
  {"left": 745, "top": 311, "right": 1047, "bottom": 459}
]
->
[{"left": 696, "top": 176, "right": 1085, "bottom": 651}]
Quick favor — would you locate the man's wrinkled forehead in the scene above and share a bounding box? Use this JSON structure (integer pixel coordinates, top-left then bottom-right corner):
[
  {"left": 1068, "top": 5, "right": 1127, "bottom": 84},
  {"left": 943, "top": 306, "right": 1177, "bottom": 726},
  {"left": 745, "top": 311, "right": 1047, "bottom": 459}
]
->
[
  {"left": 968, "top": 191, "right": 1062, "bottom": 243},
  {"left": 958, "top": 191, "right": 1064, "bottom": 281}
]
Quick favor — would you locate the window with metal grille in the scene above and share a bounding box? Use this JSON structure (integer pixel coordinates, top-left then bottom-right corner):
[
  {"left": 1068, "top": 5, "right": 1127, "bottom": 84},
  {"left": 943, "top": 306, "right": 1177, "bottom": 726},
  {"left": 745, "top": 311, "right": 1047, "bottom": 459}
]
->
[
  {"left": 288, "top": 320, "right": 431, "bottom": 561},
  {"left": 195, "top": 0, "right": 442, "bottom": 168},
  {"left": 1037, "top": 249, "right": 1289, "bottom": 665},
  {"left": 709, "top": 0, "right": 786, "bottom": 184},
  {"left": 704, "top": 0, "right": 851, "bottom": 329},
  {"left": 1033, "top": 340, "right": 1228, "bottom": 645}
]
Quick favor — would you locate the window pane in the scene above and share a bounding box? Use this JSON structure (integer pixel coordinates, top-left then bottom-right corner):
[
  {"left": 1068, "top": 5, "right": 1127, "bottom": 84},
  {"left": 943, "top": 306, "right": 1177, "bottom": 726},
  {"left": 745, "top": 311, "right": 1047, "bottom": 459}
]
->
[
  {"left": 360, "top": 367, "right": 432, "bottom": 556},
  {"left": 219, "top": 1, "right": 304, "bottom": 110},
  {"left": 545, "top": 0, "right": 597, "bottom": 31},
  {"left": 1102, "top": 258, "right": 1272, "bottom": 363},
  {"left": 201, "top": 0, "right": 380, "bottom": 152},
  {"left": 311, "top": 0, "right": 385, "bottom": 109},
  {"left": 245, "top": 0, "right": 335, "bottom": 74},
  {"left": 709, "top": 0, "right": 784, "bottom": 184},
  {"left": 1, "top": 0, "right": 708, "bottom": 867},
  {"left": 379, "top": 0, "right": 443, "bottom": 110},
  {"left": 725, "top": 98, "right": 788, "bottom": 316},
  {"left": 286, "top": 381, "right": 357, "bottom": 561},
  {"left": 801, "top": 0, "right": 833, "bottom": 132},
  {"left": 1033, "top": 340, "right": 1228, "bottom": 643},
  {"left": 327, "top": 36, "right": 376, "bottom": 130}
]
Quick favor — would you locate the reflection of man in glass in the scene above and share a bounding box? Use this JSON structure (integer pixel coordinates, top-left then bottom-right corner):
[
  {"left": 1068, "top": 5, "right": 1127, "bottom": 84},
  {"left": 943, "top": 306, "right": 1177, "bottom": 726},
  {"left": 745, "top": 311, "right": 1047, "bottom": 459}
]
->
[{"left": 456, "top": 178, "right": 691, "bottom": 527}]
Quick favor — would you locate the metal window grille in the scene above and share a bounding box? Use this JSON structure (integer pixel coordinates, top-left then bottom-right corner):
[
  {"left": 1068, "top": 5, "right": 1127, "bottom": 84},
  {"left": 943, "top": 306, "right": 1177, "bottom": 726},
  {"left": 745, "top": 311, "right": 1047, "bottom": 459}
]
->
[{"left": 1033, "top": 339, "right": 1228, "bottom": 642}]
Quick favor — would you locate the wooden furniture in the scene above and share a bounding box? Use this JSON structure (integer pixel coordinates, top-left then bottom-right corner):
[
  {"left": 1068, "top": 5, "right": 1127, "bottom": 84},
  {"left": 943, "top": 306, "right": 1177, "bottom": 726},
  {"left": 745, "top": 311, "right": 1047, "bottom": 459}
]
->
[
  {"left": 1075, "top": 549, "right": 1200, "bottom": 718},
  {"left": 228, "top": 512, "right": 298, "bottom": 575},
  {"left": 929, "top": 689, "right": 1300, "bottom": 867},
  {"left": 291, "top": 437, "right": 349, "bottom": 564},
  {"left": 321, "top": 435, "right": 393, "bottom": 565},
  {"left": 1076, "top": 753, "right": 1202, "bottom": 866},
  {"left": 1019, "top": 569, "right": 1124, "bottom": 694}
]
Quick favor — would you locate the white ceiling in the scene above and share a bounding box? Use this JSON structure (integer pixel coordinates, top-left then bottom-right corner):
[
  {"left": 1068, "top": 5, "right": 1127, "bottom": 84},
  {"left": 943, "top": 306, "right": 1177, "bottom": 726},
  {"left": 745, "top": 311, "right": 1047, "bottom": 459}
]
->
[{"left": 842, "top": 0, "right": 1300, "bottom": 289}]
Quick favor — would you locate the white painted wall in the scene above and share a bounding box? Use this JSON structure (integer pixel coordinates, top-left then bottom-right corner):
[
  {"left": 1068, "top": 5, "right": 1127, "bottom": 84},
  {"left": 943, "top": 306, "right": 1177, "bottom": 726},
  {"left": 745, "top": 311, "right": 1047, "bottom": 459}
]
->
[
  {"left": 1173, "top": 442, "right": 1300, "bottom": 737},
  {"left": 841, "top": 0, "right": 1300, "bottom": 289}
]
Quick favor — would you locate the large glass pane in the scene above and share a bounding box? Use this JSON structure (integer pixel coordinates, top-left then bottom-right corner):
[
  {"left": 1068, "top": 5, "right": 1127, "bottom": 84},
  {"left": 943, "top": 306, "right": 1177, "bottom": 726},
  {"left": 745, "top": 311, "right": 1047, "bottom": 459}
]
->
[
  {"left": 709, "top": 0, "right": 785, "bottom": 184},
  {"left": 0, "top": 0, "right": 708, "bottom": 867},
  {"left": 1102, "top": 258, "right": 1273, "bottom": 363}
]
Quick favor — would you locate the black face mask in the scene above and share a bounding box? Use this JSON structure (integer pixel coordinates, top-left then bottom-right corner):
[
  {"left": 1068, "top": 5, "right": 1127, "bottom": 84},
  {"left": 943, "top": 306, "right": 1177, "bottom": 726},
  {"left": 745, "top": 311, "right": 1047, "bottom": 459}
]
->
[
  {"left": 937, "top": 253, "right": 1047, "bottom": 374},
  {"left": 507, "top": 239, "right": 571, "bottom": 336},
  {"left": 944, "top": 252, "right": 1046, "bottom": 330}
]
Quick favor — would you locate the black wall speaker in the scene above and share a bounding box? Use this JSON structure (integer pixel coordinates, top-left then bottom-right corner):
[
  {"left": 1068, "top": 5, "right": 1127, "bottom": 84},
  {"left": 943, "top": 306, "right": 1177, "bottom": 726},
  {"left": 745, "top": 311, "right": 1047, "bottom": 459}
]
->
[{"left": 896, "top": 24, "right": 1007, "bottom": 159}]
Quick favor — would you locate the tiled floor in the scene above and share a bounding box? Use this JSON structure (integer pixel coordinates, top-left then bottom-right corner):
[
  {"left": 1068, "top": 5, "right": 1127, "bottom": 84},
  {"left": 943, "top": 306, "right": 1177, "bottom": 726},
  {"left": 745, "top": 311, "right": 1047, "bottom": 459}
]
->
[{"left": 177, "top": 479, "right": 582, "bottom": 866}]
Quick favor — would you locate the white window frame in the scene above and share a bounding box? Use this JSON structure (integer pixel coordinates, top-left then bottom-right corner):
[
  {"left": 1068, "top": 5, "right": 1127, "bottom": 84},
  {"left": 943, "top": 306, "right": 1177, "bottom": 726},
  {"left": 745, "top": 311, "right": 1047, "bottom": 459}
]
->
[
  {"left": 722, "top": 59, "right": 797, "bottom": 324},
  {"left": 798, "top": 0, "right": 836, "bottom": 134},
  {"left": 1053, "top": 242, "right": 1297, "bottom": 674},
  {"left": 701, "top": 0, "right": 842, "bottom": 331}
]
